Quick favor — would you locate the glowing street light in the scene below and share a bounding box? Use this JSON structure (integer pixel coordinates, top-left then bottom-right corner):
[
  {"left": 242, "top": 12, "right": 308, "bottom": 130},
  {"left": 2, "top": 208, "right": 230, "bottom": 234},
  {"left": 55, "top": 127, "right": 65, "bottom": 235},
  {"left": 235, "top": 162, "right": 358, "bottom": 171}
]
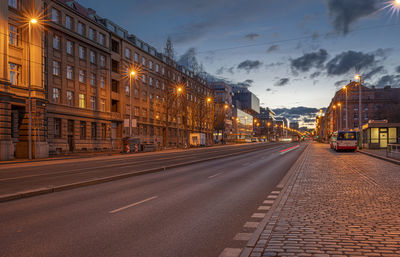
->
[{"left": 128, "top": 69, "right": 137, "bottom": 138}]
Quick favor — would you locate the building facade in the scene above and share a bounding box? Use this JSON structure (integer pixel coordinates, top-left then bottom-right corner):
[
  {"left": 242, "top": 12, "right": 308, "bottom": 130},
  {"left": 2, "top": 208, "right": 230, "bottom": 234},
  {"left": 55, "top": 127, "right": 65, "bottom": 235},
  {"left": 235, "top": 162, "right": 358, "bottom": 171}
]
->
[{"left": 0, "top": 0, "right": 213, "bottom": 160}]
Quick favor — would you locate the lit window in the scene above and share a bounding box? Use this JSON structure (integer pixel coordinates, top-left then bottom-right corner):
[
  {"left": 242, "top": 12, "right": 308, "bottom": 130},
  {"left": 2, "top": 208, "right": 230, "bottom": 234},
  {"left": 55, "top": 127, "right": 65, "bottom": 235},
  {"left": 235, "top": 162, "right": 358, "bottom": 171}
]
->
[
  {"left": 53, "top": 35, "right": 60, "bottom": 49},
  {"left": 9, "top": 24, "right": 18, "bottom": 45},
  {"left": 9, "top": 63, "right": 20, "bottom": 85},
  {"left": 53, "top": 61, "right": 60, "bottom": 76},
  {"left": 79, "top": 94, "right": 86, "bottom": 108},
  {"left": 66, "top": 65, "right": 73, "bottom": 79},
  {"left": 77, "top": 22, "right": 85, "bottom": 35},
  {"left": 66, "top": 41, "right": 73, "bottom": 55},
  {"left": 65, "top": 15, "right": 72, "bottom": 30},
  {"left": 53, "top": 88, "right": 60, "bottom": 103},
  {"left": 79, "top": 70, "right": 85, "bottom": 83},
  {"left": 52, "top": 8, "right": 60, "bottom": 23}
]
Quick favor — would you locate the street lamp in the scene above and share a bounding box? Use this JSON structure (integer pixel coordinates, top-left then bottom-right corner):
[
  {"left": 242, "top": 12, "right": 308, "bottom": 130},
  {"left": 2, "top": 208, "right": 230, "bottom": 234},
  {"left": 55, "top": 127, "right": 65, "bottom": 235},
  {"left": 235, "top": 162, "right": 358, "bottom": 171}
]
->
[
  {"left": 354, "top": 74, "right": 363, "bottom": 148},
  {"left": 338, "top": 103, "right": 342, "bottom": 131},
  {"left": 176, "top": 86, "right": 183, "bottom": 148},
  {"left": 128, "top": 70, "right": 136, "bottom": 138},
  {"left": 333, "top": 105, "right": 336, "bottom": 132},
  {"left": 343, "top": 85, "right": 348, "bottom": 129},
  {"left": 28, "top": 18, "right": 38, "bottom": 159}
]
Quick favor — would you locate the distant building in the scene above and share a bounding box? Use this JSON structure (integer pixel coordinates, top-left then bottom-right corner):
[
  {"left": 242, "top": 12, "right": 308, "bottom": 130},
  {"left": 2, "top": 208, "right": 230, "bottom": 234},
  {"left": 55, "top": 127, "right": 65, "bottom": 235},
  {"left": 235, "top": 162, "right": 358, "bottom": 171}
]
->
[
  {"left": 231, "top": 86, "right": 260, "bottom": 115},
  {"left": 255, "top": 107, "right": 276, "bottom": 140},
  {"left": 209, "top": 82, "right": 233, "bottom": 141},
  {"left": 290, "top": 122, "right": 299, "bottom": 130}
]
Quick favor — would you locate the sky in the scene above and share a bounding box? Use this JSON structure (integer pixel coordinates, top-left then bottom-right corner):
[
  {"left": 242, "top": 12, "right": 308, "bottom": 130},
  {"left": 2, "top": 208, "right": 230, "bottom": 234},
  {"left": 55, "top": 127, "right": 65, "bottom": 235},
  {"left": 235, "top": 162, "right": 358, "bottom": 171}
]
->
[{"left": 77, "top": 0, "right": 400, "bottom": 126}]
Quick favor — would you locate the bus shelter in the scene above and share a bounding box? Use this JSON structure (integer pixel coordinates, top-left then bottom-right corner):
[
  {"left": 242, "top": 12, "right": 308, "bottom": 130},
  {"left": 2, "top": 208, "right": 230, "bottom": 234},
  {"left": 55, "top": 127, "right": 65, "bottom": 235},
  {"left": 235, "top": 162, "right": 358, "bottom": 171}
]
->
[{"left": 362, "top": 121, "right": 400, "bottom": 149}]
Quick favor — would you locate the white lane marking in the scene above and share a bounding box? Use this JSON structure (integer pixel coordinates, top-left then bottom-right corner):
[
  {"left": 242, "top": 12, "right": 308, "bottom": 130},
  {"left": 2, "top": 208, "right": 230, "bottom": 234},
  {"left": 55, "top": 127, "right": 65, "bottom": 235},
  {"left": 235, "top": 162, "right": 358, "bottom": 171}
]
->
[
  {"left": 233, "top": 233, "right": 252, "bottom": 241},
  {"left": 258, "top": 206, "right": 271, "bottom": 211},
  {"left": 208, "top": 172, "right": 223, "bottom": 179},
  {"left": 219, "top": 248, "right": 242, "bottom": 257},
  {"left": 271, "top": 190, "right": 281, "bottom": 194},
  {"left": 109, "top": 196, "right": 158, "bottom": 214},
  {"left": 263, "top": 200, "right": 274, "bottom": 205},
  {"left": 244, "top": 221, "right": 259, "bottom": 228},
  {"left": 251, "top": 213, "right": 266, "bottom": 219},
  {"left": 267, "top": 195, "right": 278, "bottom": 199}
]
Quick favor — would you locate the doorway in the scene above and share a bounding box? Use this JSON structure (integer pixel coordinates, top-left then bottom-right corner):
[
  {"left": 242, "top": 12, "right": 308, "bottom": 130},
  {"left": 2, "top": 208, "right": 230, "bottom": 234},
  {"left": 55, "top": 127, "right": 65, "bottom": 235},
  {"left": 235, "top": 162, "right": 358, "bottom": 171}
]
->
[{"left": 380, "top": 131, "right": 388, "bottom": 148}]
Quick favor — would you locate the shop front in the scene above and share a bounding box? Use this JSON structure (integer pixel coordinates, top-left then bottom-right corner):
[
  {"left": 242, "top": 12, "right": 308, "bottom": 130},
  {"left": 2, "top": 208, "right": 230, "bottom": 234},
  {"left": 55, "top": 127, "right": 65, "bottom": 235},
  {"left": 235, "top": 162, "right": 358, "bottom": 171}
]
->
[{"left": 362, "top": 121, "right": 400, "bottom": 149}]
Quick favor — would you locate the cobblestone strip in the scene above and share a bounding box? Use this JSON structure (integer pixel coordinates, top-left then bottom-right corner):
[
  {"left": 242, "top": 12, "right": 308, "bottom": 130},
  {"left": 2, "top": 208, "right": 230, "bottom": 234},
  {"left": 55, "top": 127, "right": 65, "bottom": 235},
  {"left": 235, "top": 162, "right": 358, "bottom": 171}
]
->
[{"left": 247, "top": 143, "right": 400, "bottom": 257}]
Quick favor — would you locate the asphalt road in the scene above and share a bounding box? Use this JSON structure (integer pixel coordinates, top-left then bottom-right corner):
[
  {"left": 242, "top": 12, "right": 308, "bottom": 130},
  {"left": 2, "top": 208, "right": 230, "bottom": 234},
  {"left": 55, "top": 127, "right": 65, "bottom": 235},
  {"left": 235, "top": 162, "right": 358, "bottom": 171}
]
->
[{"left": 0, "top": 142, "right": 305, "bottom": 257}]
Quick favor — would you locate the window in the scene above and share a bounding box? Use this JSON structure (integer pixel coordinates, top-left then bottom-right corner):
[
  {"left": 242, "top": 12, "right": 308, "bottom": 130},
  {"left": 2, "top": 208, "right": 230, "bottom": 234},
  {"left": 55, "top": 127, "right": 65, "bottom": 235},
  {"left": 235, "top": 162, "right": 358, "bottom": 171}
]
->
[
  {"left": 53, "top": 61, "right": 60, "bottom": 76},
  {"left": 79, "top": 94, "right": 86, "bottom": 108},
  {"left": 149, "top": 60, "right": 153, "bottom": 69},
  {"left": 134, "top": 53, "right": 139, "bottom": 62},
  {"left": 142, "top": 57, "right": 146, "bottom": 66},
  {"left": 141, "top": 91, "right": 147, "bottom": 101},
  {"left": 100, "top": 76, "right": 105, "bottom": 88},
  {"left": 89, "top": 28, "right": 95, "bottom": 40},
  {"left": 100, "top": 99, "right": 106, "bottom": 112},
  {"left": 149, "top": 77, "right": 153, "bottom": 86},
  {"left": 52, "top": 8, "right": 60, "bottom": 23},
  {"left": 99, "top": 33, "right": 105, "bottom": 46},
  {"left": 65, "top": 15, "right": 72, "bottom": 30},
  {"left": 111, "top": 39, "right": 119, "bottom": 53},
  {"left": 9, "top": 24, "right": 18, "bottom": 46},
  {"left": 9, "top": 63, "right": 21, "bottom": 85},
  {"left": 53, "top": 88, "right": 60, "bottom": 103},
  {"left": 162, "top": 67, "right": 165, "bottom": 75},
  {"left": 125, "top": 48, "right": 131, "bottom": 59},
  {"left": 79, "top": 46, "right": 85, "bottom": 59},
  {"left": 134, "top": 107, "right": 139, "bottom": 116},
  {"left": 90, "top": 73, "right": 96, "bottom": 86},
  {"left": 53, "top": 34, "right": 60, "bottom": 49},
  {"left": 101, "top": 123, "right": 107, "bottom": 139},
  {"left": 90, "top": 51, "right": 96, "bottom": 64},
  {"left": 54, "top": 118, "right": 62, "bottom": 138},
  {"left": 80, "top": 121, "right": 86, "bottom": 139},
  {"left": 155, "top": 64, "right": 159, "bottom": 72},
  {"left": 149, "top": 93, "right": 153, "bottom": 101},
  {"left": 100, "top": 55, "right": 105, "bottom": 67},
  {"left": 67, "top": 91, "right": 74, "bottom": 106},
  {"left": 162, "top": 82, "right": 165, "bottom": 90},
  {"left": 134, "top": 88, "right": 139, "bottom": 98},
  {"left": 142, "top": 74, "right": 146, "bottom": 83},
  {"left": 66, "top": 65, "right": 73, "bottom": 79},
  {"left": 66, "top": 41, "right": 73, "bottom": 55},
  {"left": 142, "top": 108, "right": 147, "bottom": 117},
  {"left": 125, "top": 85, "right": 130, "bottom": 95},
  {"left": 79, "top": 70, "right": 85, "bottom": 83},
  {"left": 112, "top": 60, "right": 119, "bottom": 73},
  {"left": 8, "top": 0, "right": 19, "bottom": 9},
  {"left": 90, "top": 96, "right": 96, "bottom": 110},
  {"left": 91, "top": 122, "right": 97, "bottom": 139},
  {"left": 156, "top": 80, "right": 159, "bottom": 88},
  {"left": 77, "top": 22, "right": 85, "bottom": 35}
]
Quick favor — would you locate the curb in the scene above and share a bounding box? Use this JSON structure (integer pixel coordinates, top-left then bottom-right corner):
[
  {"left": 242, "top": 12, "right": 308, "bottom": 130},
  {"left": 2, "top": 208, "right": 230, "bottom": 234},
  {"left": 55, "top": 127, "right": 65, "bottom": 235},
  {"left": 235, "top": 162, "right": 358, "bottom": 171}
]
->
[
  {"left": 358, "top": 150, "right": 400, "bottom": 166},
  {"left": 239, "top": 143, "right": 310, "bottom": 257},
  {"left": 0, "top": 144, "right": 283, "bottom": 203}
]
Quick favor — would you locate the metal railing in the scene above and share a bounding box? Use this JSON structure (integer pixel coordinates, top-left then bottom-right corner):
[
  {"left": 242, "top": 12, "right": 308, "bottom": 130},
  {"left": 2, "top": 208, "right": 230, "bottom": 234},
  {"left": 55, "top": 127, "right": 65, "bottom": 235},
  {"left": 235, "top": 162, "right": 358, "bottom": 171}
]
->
[{"left": 387, "top": 144, "right": 400, "bottom": 160}]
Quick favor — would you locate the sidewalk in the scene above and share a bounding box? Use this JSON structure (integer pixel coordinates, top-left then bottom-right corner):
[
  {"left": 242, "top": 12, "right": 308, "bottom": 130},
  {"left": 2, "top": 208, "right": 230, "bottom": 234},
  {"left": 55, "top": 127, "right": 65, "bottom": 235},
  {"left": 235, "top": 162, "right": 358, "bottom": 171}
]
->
[
  {"left": 246, "top": 143, "right": 400, "bottom": 257},
  {"left": 358, "top": 148, "right": 400, "bottom": 166}
]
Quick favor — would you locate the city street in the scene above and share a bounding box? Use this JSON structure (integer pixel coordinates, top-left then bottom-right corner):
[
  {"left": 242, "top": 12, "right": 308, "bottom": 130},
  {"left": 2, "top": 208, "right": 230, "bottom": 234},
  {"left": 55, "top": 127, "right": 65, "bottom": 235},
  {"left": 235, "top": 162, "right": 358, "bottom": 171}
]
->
[{"left": 0, "top": 142, "right": 304, "bottom": 257}]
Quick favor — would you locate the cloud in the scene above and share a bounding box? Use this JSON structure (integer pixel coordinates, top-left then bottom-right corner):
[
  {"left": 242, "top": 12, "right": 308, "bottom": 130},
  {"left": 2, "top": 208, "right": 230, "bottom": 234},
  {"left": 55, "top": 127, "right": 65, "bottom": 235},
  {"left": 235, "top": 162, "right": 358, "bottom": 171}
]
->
[
  {"left": 265, "top": 62, "right": 284, "bottom": 68},
  {"left": 376, "top": 75, "right": 400, "bottom": 88},
  {"left": 216, "top": 66, "right": 234, "bottom": 75},
  {"left": 275, "top": 78, "right": 290, "bottom": 87},
  {"left": 267, "top": 44, "right": 279, "bottom": 53},
  {"left": 334, "top": 80, "right": 348, "bottom": 87},
  {"left": 237, "top": 79, "right": 254, "bottom": 88},
  {"left": 327, "top": 0, "right": 379, "bottom": 35},
  {"left": 266, "top": 88, "right": 272, "bottom": 92},
  {"left": 237, "top": 60, "right": 263, "bottom": 73},
  {"left": 291, "top": 49, "right": 328, "bottom": 72},
  {"left": 362, "top": 66, "right": 385, "bottom": 80},
  {"left": 310, "top": 72, "right": 321, "bottom": 79},
  {"left": 326, "top": 50, "right": 375, "bottom": 76},
  {"left": 244, "top": 33, "right": 260, "bottom": 40},
  {"left": 396, "top": 66, "right": 400, "bottom": 73}
]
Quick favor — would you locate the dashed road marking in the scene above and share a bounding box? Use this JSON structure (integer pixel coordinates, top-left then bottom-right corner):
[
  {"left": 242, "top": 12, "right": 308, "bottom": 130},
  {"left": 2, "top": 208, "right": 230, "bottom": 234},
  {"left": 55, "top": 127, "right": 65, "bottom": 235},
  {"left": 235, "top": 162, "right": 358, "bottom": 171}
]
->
[
  {"left": 233, "top": 233, "right": 252, "bottom": 241},
  {"left": 267, "top": 195, "right": 278, "bottom": 199},
  {"left": 258, "top": 206, "right": 271, "bottom": 211},
  {"left": 109, "top": 196, "right": 158, "bottom": 214},
  {"left": 263, "top": 200, "right": 274, "bottom": 205},
  {"left": 219, "top": 248, "right": 242, "bottom": 257},
  {"left": 244, "top": 221, "right": 259, "bottom": 228},
  {"left": 271, "top": 190, "right": 280, "bottom": 194},
  {"left": 208, "top": 172, "right": 222, "bottom": 179},
  {"left": 251, "top": 213, "right": 266, "bottom": 219}
]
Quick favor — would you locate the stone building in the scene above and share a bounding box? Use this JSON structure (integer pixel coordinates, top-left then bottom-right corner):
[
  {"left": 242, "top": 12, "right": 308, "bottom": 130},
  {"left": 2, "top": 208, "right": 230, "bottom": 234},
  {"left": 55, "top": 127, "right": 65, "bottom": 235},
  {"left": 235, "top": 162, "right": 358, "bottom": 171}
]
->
[{"left": 0, "top": 0, "right": 213, "bottom": 160}]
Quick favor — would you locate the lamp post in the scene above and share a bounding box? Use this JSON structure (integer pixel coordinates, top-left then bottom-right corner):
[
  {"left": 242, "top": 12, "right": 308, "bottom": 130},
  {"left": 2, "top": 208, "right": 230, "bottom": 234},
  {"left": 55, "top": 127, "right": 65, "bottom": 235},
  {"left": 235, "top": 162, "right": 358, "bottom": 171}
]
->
[
  {"left": 28, "top": 18, "right": 37, "bottom": 159},
  {"left": 343, "top": 85, "right": 348, "bottom": 129},
  {"left": 176, "top": 86, "right": 182, "bottom": 148},
  {"left": 355, "top": 75, "right": 363, "bottom": 148},
  {"left": 129, "top": 70, "right": 136, "bottom": 138},
  {"left": 333, "top": 105, "right": 336, "bottom": 132},
  {"left": 338, "top": 103, "right": 342, "bottom": 130}
]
